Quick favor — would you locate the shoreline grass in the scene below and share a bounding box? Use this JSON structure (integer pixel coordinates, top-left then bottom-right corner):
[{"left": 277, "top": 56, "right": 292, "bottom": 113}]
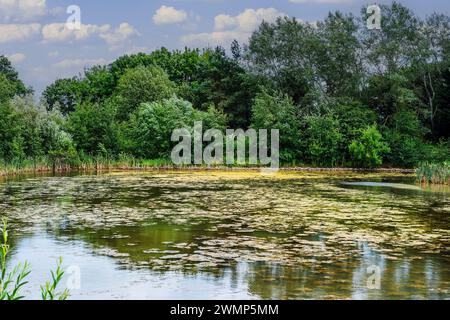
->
[
  {"left": 0, "top": 157, "right": 416, "bottom": 177},
  {"left": 416, "top": 162, "right": 450, "bottom": 185}
]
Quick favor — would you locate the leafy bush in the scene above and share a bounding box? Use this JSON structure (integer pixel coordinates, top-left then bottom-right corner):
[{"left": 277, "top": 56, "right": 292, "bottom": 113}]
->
[
  {"left": 303, "top": 115, "right": 343, "bottom": 167},
  {"left": 126, "top": 97, "right": 225, "bottom": 159},
  {"left": 116, "top": 66, "right": 177, "bottom": 119},
  {"left": 383, "top": 111, "right": 426, "bottom": 167},
  {"left": 419, "top": 140, "right": 450, "bottom": 164},
  {"left": 416, "top": 162, "right": 450, "bottom": 185},
  {"left": 67, "top": 101, "right": 119, "bottom": 156},
  {"left": 349, "top": 125, "right": 390, "bottom": 168},
  {"left": 251, "top": 90, "right": 302, "bottom": 162}
]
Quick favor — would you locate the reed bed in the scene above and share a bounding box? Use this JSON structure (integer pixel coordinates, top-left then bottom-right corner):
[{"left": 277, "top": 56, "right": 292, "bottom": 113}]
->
[{"left": 416, "top": 162, "right": 450, "bottom": 185}]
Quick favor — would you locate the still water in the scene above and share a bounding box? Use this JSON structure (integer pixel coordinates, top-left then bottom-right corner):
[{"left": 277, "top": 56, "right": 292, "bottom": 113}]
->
[{"left": 0, "top": 171, "right": 449, "bottom": 300}]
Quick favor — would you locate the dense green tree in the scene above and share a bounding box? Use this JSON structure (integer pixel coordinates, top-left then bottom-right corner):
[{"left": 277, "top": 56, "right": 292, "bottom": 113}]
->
[
  {"left": 383, "top": 111, "right": 426, "bottom": 167},
  {"left": 115, "top": 66, "right": 176, "bottom": 119},
  {"left": 433, "top": 64, "right": 450, "bottom": 138},
  {"left": 39, "top": 111, "right": 76, "bottom": 163},
  {"left": 333, "top": 99, "right": 378, "bottom": 161},
  {"left": 0, "top": 55, "right": 30, "bottom": 96},
  {"left": 251, "top": 90, "right": 302, "bottom": 162},
  {"left": 303, "top": 116, "right": 344, "bottom": 167},
  {"left": 361, "top": 2, "right": 422, "bottom": 75},
  {"left": 42, "top": 78, "right": 87, "bottom": 115},
  {"left": 349, "top": 125, "right": 390, "bottom": 168},
  {"left": 84, "top": 66, "right": 116, "bottom": 102},
  {"left": 109, "top": 53, "right": 156, "bottom": 80},
  {"left": 315, "top": 12, "right": 363, "bottom": 97},
  {"left": 0, "top": 102, "right": 24, "bottom": 162},
  {"left": 125, "top": 97, "right": 225, "bottom": 159},
  {"left": 0, "top": 98, "right": 55, "bottom": 163},
  {"left": 246, "top": 17, "right": 318, "bottom": 105},
  {"left": 184, "top": 47, "right": 258, "bottom": 128},
  {"left": 66, "top": 102, "right": 119, "bottom": 156},
  {"left": 363, "top": 73, "right": 422, "bottom": 123},
  {"left": 0, "top": 74, "right": 15, "bottom": 103}
]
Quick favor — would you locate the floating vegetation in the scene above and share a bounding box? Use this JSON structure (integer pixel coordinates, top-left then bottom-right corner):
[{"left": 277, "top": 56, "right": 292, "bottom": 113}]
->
[
  {"left": 416, "top": 162, "right": 450, "bottom": 185},
  {"left": 0, "top": 171, "right": 449, "bottom": 299}
]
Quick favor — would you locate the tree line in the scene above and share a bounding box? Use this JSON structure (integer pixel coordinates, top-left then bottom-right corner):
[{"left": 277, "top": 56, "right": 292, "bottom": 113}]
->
[{"left": 0, "top": 2, "right": 449, "bottom": 169}]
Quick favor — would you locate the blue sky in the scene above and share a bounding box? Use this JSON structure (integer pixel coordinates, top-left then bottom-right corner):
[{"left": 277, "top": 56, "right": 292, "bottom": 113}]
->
[{"left": 1, "top": 0, "right": 449, "bottom": 94}]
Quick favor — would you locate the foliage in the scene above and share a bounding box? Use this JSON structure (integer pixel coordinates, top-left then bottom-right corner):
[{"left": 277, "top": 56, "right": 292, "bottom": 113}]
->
[
  {"left": 0, "top": 55, "right": 30, "bottom": 96},
  {"left": 349, "top": 125, "right": 391, "bottom": 168},
  {"left": 247, "top": 17, "right": 317, "bottom": 105},
  {"left": 125, "top": 97, "right": 225, "bottom": 159},
  {"left": 0, "top": 2, "right": 449, "bottom": 170},
  {"left": 416, "top": 162, "right": 450, "bottom": 185},
  {"left": 0, "top": 74, "right": 15, "bottom": 103},
  {"left": 42, "top": 78, "right": 87, "bottom": 115},
  {"left": 251, "top": 90, "right": 302, "bottom": 162},
  {"left": 0, "top": 219, "right": 69, "bottom": 300},
  {"left": 41, "top": 258, "right": 70, "bottom": 301},
  {"left": 303, "top": 115, "right": 344, "bottom": 167},
  {"left": 383, "top": 111, "right": 425, "bottom": 167},
  {"left": 115, "top": 65, "right": 177, "bottom": 119},
  {"left": 66, "top": 101, "right": 119, "bottom": 156}
]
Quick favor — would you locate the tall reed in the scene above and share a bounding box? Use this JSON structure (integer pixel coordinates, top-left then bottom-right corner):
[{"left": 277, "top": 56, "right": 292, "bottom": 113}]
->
[
  {"left": 416, "top": 162, "right": 450, "bottom": 185},
  {"left": 0, "top": 219, "right": 69, "bottom": 300}
]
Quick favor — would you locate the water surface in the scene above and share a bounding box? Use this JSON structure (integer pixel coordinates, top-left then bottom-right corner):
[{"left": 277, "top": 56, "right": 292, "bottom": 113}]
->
[{"left": 1, "top": 171, "right": 449, "bottom": 300}]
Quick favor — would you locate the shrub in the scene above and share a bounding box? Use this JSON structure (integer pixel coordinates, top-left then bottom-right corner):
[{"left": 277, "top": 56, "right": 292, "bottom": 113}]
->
[
  {"left": 349, "top": 125, "right": 390, "bottom": 168},
  {"left": 116, "top": 66, "right": 177, "bottom": 119},
  {"left": 416, "top": 162, "right": 450, "bottom": 185},
  {"left": 304, "top": 115, "right": 343, "bottom": 167},
  {"left": 383, "top": 111, "right": 426, "bottom": 167},
  {"left": 66, "top": 101, "right": 119, "bottom": 156},
  {"left": 251, "top": 90, "right": 302, "bottom": 163},
  {"left": 126, "top": 97, "right": 224, "bottom": 159}
]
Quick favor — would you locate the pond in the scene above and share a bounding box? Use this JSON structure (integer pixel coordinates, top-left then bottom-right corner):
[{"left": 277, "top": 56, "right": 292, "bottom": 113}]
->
[{"left": 0, "top": 171, "right": 449, "bottom": 300}]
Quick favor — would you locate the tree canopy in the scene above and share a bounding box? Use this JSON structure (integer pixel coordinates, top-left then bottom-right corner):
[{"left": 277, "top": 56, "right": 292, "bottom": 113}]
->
[{"left": 1, "top": 2, "right": 449, "bottom": 168}]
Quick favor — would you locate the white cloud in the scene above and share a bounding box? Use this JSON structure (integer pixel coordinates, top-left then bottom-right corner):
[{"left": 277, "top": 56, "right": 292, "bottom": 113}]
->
[
  {"left": 182, "top": 8, "right": 286, "bottom": 47},
  {"left": 0, "top": 23, "right": 41, "bottom": 43},
  {"left": 0, "top": 0, "right": 47, "bottom": 21},
  {"left": 53, "top": 58, "right": 108, "bottom": 69},
  {"left": 48, "top": 51, "right": 59, "bottom": 57},
  {"left": 214, "top": 8, "right": 284, "bottom": 32},
  {"left": 6, "top": 53, "right": 26, "bottom": 63},
  {"left": 99, "top": 23, "right": 139, "bottom": 46},
  {"left": 42, "top": 22, "right": 139, "bottom": 47},
  {"left": 153, "top": 5, "right": 188, "bottom": 25},
  {"left": 42, "top": 23, "right": 111, "bottom": 42}
]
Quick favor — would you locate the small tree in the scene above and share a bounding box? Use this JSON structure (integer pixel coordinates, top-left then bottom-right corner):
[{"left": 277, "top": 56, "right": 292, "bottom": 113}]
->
[
  {"left": 116, "top": 65, "right": 176, "bottom": 119},
  {"left": 349, "top": 125, "right": 390, "bottom": 168},
  {"left": 0, "top": 74, "right": 15, "bottom": 103},
  {"left": 304, "top": 115, "right": 343, "bottom": 167},
  {"left": 251, "top": 89, "right": 302, "bottom": 162}
]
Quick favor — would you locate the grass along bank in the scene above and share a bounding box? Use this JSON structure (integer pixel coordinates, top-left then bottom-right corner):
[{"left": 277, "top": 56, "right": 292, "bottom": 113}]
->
[
  {"left": 416, "top": 162, "right": 450, "bottom": 185},
  {"left": 1, "top": 156, "right": 416, "bottom": 177}
]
